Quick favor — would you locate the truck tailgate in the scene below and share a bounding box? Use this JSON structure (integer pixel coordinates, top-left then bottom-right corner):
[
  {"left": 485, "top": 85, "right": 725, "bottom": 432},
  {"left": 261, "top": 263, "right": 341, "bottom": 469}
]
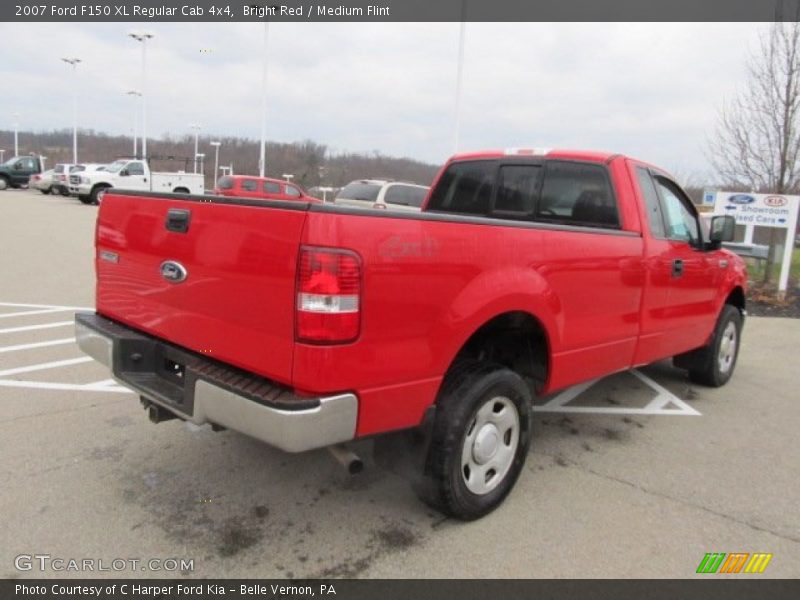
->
[{"left": 95, "top": 192, "right": 308, "bottom": 385}]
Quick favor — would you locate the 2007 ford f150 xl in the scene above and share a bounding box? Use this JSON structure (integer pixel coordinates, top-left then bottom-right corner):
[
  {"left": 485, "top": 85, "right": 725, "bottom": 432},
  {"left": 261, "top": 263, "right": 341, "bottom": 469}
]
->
[{"left": 76, "top": 148, "right": 746, "bottom": 519}]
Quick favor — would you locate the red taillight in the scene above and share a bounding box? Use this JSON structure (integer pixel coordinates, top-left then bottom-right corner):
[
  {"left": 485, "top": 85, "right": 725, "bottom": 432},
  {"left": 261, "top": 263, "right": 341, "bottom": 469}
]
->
[{"left": 296, "top": 247, "right": 361, "bottom": 343}]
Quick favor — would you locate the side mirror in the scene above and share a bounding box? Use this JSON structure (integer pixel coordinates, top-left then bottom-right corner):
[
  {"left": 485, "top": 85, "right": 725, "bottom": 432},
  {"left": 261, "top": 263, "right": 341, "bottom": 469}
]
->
[
  {"left": 710, "top": 215, "right": 735, "bottom": 243},
  {"left": 119, "top": 169, "right": 129, "bottom": 177}
]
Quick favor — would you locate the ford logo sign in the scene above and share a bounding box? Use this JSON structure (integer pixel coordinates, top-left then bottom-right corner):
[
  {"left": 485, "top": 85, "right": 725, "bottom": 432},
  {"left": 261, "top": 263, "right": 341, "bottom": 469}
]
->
[
  {"left": 764, "top": 195, "right": 788, "bottom": 207},
  {"left": 728, "top": 194, "right": 755, "bottom": 204},
  {"left": 160, "top": 260, "right": 188, "bottom": 283}
]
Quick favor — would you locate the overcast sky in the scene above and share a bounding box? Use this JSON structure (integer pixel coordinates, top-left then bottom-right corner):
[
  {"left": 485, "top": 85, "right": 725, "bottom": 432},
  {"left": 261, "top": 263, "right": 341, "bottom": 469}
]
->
[{"left": 0, "top": 22, "right": 764, "bottom": 180}]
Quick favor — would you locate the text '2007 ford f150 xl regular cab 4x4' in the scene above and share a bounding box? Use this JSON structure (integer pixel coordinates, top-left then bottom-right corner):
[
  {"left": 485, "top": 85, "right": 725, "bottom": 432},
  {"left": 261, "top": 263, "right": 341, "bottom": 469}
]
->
[{"left": 76, "top": 148, "right": 746, "bottom": 519}]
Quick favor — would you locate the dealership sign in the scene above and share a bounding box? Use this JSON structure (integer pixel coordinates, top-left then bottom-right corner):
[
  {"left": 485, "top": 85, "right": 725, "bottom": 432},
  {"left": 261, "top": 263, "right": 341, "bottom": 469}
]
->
[
  {"left": 709, "top": 190, "right": 799, "bottom": 297},
  {"left": 712, "top": 191, "right": 799, "bottom": 230}
]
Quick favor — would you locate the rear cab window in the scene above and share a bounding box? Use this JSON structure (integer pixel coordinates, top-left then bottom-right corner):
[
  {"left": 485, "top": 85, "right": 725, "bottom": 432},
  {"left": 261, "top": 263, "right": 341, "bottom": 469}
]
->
[
  {"left": 217, "top": 176, "right": 234, "bottom": 190},
  {"left": 427, "top": 158, "right": 620, "bottom": 229}
]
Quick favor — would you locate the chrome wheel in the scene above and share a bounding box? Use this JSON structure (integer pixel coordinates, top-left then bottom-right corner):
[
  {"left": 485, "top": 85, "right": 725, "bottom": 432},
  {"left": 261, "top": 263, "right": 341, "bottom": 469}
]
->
[
  {"left": 718, "top": 321, "right": 737, "bottom": 374},
  {"left": 461, "top": 396, "right": 520, "bottom": 495}
]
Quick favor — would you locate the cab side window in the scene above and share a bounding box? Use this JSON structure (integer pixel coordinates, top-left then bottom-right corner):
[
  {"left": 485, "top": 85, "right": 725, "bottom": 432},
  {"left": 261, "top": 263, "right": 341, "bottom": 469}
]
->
[
  {"left": 654, "top": 177, "right": 699, "bottom": 245},
  {"left": 635, "top": 167, "right": 666, "bottom": 238},
  {"left": 241, "top": 179, "right": 258, "bottom": 192},
  {"left": 263, "top": 181, "right": 281, "bottom": 194},
  {"left": 126, "top": 162, "right": 145, "bottom": 176},
  {"left": 285, "top": 185, "right": 301, "bottom": 198}
]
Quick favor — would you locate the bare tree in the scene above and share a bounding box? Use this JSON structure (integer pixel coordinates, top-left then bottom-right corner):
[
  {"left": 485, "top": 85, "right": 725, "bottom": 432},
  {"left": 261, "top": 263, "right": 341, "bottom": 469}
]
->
[
  {"left": 709, "top": 21, "right": 800, "bottom": 193},
  {"left": 708, "top": 20, "right": 800, "bottom": 283}
]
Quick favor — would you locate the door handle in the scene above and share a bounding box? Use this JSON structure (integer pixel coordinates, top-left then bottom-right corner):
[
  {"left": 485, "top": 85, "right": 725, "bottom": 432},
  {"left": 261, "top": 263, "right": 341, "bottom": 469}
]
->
[{"left": 672, "top": 259, "right": 684, "bottom": 277}]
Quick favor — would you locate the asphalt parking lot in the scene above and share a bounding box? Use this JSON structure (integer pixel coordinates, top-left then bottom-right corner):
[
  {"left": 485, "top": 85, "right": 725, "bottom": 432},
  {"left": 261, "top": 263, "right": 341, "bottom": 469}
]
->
[{"left": 1, "top": 188, "right": 798, "bottom": 579}]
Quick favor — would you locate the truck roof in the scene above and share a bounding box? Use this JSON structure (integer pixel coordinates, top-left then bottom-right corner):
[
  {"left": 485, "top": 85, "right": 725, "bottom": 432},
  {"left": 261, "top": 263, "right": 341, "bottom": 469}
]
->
[{"left": 449, "top": 148, "right": 621, "bottom": 163}]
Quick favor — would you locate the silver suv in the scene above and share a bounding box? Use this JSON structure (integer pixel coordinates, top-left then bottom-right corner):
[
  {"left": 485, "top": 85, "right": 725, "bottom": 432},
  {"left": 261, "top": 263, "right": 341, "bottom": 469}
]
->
[{"left": 334, "top": 179, "right": 429, "bottom": 212}]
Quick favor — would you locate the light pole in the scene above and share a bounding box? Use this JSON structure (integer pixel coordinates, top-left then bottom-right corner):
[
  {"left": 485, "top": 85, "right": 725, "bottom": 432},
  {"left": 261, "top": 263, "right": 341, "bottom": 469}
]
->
[
  {"left": 219, "top": 165, "right": 230, "bottom": 177},
  {"left": 61, "top": 57, "right": 81, "bottom": 163},
  {"left": 126, "top": 90, "right": 142, "bottom": 156},
  {"left": 128, "top": 31, "right": 154, "bottom": 158},
  {"left": 453, "top": 13, "right": 466, "bottom": 153},
  {"left": 210, "top": 141, "right": 221, "bottom": 187},
  {"left": 259, "top": 22, "right": 270, "bottom": 177},
  {"left": 13, "top": 112, "right": 20, "bottom": 156},
  {"left": 188, "top": 123, "right": 202, "bottom": 173},
  {"left": 196, "top": 152, "right": 205, "bottom": 189},
  {"left": 0, "top": 150, "right": 5, "bottom": 163},
  {"left": 282, "top": 173, "right": 294, "bottom": 182}
]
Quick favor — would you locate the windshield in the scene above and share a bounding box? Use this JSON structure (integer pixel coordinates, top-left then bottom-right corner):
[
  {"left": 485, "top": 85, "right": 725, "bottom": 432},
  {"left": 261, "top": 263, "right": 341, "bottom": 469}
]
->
[
  {"left": 105, "top": 160, "right": 128, "bottom": 174},
  {"left": 2, "top": 157, "right": 18, "bottom": 166},
  {"left": 336, "top": 182, "right": 381, "bottom": 202}
]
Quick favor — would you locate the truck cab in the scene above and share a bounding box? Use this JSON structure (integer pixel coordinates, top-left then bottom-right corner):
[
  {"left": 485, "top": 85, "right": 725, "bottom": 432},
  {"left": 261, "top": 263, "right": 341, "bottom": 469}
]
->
[{"left": 0, "top": 154, "right": 44, "bottom": 190}]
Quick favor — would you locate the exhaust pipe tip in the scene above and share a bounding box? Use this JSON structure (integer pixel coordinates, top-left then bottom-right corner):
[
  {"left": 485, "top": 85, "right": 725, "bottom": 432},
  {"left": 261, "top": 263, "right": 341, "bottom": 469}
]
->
[{"left": 328, "top": 444, "right": 363, "bottom": 475}]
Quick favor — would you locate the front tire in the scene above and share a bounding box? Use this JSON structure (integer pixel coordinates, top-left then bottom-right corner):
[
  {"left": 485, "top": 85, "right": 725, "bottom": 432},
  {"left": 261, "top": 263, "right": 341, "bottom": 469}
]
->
[
  {"left": 676, "top": 305, "right": 743, "bottom": 387},
  {"left": 90, "top": 185, "right": 109, "bottom": 205},
  {"left": 0, "top": 177, "right": 9, "bottom": 191},
  {"left": 417, "top": 361, "right": 532, "bottom": 520}
]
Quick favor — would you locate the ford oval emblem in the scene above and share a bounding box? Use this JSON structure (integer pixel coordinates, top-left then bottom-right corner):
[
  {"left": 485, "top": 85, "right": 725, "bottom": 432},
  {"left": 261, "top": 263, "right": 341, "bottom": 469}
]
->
[
  {"left": 728, "top": 194, "right": 755, "bottom": 204},
  {"left": 160, "top": 260, "right": 188, "bottom": 283}
]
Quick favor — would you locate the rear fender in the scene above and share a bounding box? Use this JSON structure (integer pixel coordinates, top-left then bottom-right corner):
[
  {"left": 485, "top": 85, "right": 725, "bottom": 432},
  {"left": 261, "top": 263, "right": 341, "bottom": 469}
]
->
[{"left": 431, "top": 266, "right": 558, "bottom": 378}]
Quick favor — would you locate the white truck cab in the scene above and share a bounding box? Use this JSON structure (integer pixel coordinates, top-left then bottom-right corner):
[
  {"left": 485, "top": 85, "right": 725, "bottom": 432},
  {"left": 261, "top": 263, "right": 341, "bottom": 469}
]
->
[{"left": 70, "top": 158, "right": 204, "bottom": 204}]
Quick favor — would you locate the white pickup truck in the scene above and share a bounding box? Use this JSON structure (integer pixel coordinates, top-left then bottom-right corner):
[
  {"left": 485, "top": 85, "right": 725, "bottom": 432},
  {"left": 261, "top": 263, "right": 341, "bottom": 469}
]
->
[{"left": 69, "top": 158, "right": 204, "bottom": 204}]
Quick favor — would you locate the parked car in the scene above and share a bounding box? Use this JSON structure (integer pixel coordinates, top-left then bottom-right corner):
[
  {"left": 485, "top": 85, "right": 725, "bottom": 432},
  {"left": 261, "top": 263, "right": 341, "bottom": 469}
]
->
[
  {"left": 334, "top": 179, "right": 429, "bottom": 211},
  {"left": 29, "top": 169, "right": 56, "bottom": 194},
  {"left": 75, "top": 148, "right": 745, "bottom": 520},
  {"left": 0, "top": 154, "right": 45, "bottom": 190},
  {"left": 214, "top": 175, "right": 322, "bottom": 203},
  {"left": 50, "top": 164, "right": 74, "bottom": 196},
  {"left": 69, "top": 158, "right": 203, "bottom": 204}
]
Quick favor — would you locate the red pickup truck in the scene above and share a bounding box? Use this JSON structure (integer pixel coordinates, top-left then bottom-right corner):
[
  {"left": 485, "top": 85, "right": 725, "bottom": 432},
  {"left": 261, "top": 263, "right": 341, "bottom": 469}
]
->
[{"left": 76, "top": 149, "right": 745, "bottom": 519}]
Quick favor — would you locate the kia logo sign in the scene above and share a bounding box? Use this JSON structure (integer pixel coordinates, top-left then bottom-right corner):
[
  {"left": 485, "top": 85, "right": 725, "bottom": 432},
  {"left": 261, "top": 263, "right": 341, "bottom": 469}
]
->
[
  {"left": 728, "top": 194, "right": 755, "bottom": 204},
  {"left": 764, "top": 195, "right": 788, "bottom": 207},
  {"left": 160, "top": 260, "right": 188, "bottom": 283}
]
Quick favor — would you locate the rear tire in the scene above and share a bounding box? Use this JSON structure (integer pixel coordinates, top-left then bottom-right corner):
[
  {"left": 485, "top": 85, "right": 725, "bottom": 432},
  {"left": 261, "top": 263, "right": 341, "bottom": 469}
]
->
[
  {"left": 0, "top": 177, "right": 9, "bottom": 191},
  {"left": 40, "top": 188, "right": 51, "bottom": 195},
  {"left": 415, "top": 360, "right": 532, "bottom": 520},
  {"left": 678, "top": 305, "right": 743, "bottom": 387},
  {"left": 78, "top": 195, "right": 92, "bottom": 205}
]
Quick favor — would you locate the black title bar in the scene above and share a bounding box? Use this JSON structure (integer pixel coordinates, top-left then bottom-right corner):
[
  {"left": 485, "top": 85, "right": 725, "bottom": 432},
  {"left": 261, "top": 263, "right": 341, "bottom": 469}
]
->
[
  {"left": 4, "top": 0, "right": 800, "bottom": 22},
  {"left": 4, "top": 579, "right": 800, "bottom": 600}
]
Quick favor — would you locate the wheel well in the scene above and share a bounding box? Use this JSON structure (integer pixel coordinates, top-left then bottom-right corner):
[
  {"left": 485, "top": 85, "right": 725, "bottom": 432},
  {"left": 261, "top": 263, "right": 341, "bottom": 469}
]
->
[
  {"left": 449, "top": 311, "right": 549, "bottom": 393},
  {"left": 725, "top": 286, "right": 745, "bottom": 313},
  {"left": 173, "top": 187, "right": 190, "bottom": 194}
]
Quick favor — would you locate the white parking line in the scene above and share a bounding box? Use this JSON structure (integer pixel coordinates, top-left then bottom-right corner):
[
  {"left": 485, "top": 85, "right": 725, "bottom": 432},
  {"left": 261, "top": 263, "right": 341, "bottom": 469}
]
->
[
  {"left": 0, "top": 356, "right": 93, "bottom": 378},
  {"left": 0, "top": 379, "right": 133, "bottom": 393},
  {"left": 0, "top": 301, "right": 92, "bottom": 311},
  {"left": 0, "top": 308, "right": 72, "bottom": 319},
  {"left": 533, "top": 369, "right": 700, "bottom": 416},
  {"left": 0, "top": 321, "right": 74, "bottom": 334},
  {"left": 0, "top": 338, "right": 75, "bottom": 353}
]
